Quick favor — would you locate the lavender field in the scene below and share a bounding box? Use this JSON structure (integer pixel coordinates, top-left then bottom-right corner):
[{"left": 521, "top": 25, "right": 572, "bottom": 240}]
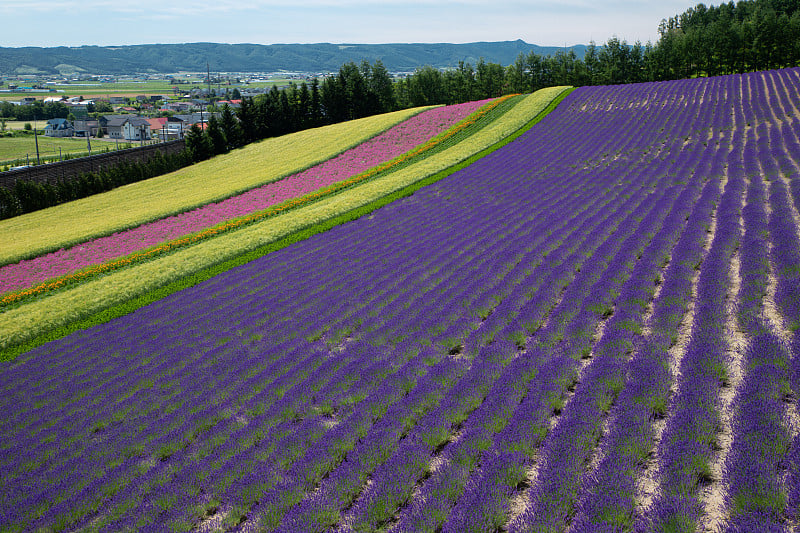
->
[{"left": 2, "top": 68, "right": 800, "bottom": 532}]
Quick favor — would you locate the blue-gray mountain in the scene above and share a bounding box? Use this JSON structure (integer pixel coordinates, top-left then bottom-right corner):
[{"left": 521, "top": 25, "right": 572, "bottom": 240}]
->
[{"left": 0, "top": 40, "right": 587, "bottom": 75}]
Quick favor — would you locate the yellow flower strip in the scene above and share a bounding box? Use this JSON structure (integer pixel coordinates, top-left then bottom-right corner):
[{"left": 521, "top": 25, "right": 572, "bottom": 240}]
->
[{"left": 1, "top": 95, "right": 514, "bottom": 308}]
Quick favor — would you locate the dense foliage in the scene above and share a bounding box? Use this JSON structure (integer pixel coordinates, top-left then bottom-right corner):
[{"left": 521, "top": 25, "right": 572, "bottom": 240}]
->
[
  {"left": 654, "top": 0, "right": 800, "bottom": 77},
  {"left": 0, "top": 100, "right": 70, "bottom": 122}
]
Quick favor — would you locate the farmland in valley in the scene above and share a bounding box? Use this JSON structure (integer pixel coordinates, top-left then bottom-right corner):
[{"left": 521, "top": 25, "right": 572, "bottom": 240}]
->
[{"left": 1, "top": 69, "right": 800, "bottom": 532}]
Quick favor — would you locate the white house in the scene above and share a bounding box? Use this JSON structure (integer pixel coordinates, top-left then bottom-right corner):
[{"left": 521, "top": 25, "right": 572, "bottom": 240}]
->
[{"left": 102, "top": 116, "right": 152, "bottom": 141}]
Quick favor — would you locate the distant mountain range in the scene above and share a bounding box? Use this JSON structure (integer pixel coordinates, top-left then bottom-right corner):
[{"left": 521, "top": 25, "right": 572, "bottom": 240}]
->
[{"left": 0, "top": 40, "right": 588, "bottom": 75}]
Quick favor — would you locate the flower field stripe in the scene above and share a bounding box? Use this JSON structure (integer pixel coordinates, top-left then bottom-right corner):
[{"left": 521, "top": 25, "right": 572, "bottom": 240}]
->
[
  {"left": 764, "top": 89, "right": 800, "bottom": 524},
  {"left": 276, "top": 113, "right": 621, "bottom": 530},
  {"left": 332, "top": 86, "right": 698, "bottom": 532},
  {"left": 399, "top": 97, "right": 705, "bottom": 532},
  {"left": 0, "top": 87, "right": 571, "bottom": 360},
  {"left": 562, "top": 76, "right": 735, "bottom": 531},
  {"left": 636, "top": 161, "right": 747, "bottom": 529},
  {"left": 0, "top": 107, "right": 430, "bottom": 267},
  {"left": 498, "top": 166, "right": 699, "bottom": 530},
  {"left": 0, "top": 97, "right": 506, "bottom": 304},
  {"left": 714, "top": 70, "right": 800, "bottom": 528},
  {"left": 95, "top": 346, "right": 443, "bottom": 531},
  {"left": 0, "top": 83, "right": 572, "bottom": 528}
]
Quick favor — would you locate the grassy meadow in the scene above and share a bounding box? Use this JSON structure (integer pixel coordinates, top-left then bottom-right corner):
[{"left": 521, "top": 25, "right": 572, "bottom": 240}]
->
[{"left": 0, "top": 135, "right": 128, "bottom": 166}]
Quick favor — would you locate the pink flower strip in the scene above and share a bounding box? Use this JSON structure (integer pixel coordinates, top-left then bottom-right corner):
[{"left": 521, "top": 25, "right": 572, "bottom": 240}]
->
[{"left": 1, "top": 99, "right": 493, "bottom": 294}]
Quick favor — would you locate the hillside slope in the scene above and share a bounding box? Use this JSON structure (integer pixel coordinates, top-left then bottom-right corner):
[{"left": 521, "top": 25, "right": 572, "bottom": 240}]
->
[
  {"left": 0, "top": 40, "right": 588, "bottom": 74},
  {"left": 1, "top": 70, "right": 799, "bottom": 532}
]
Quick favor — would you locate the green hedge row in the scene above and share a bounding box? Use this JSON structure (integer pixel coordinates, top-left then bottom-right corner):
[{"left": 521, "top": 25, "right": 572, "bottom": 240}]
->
[{"left": 0, "top": 149, "right": 193, "bottom": 219}]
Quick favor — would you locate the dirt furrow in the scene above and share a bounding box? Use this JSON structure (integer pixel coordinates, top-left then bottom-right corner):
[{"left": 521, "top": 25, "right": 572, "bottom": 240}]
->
[
  {"left": 504, "top": 311, "right": 612, "bottom": 527},
  {"left": 636, "top": 176, "right": 723, "bottom": 515},
  {"left": 699, "top": 249, "right": 746, "bottom": 532}
]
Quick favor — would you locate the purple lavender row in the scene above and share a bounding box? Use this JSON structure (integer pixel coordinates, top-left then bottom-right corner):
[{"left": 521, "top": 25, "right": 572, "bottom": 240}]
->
[
  {"left": 764, "top": 147, "right": 800, "bottom": 524},
  {"left": 35, "top": 341, "right": 349, "bottom": 531},
  {"left": 0, "top": 338, "right": 310, "bottom": 524},
  {"left": 398, "top": 350, "right": 564, "bottom": 533},
  {"left": 383, "top": 194, "right": 664, "bottom": 532},
  {"left": 95, "top": 337, "right": 443, "bottom": 531},
  {"left": 290, "top": 75, "right": 736, "bottom": 532},
  {"left": 398, "top": 124, "right": 699, "bottom": 531},
  {"left": 3, "top": 284, "right": 386, "bottom": 524},
  {"left": 96, "top": 335, "right": 417, "bottom": 529},
  {"left": 640, "top": 165, "right": 748, "bottom": 530},
  {"left": 720, "top": 332, "right": 792, "bottom": 532},
  {"left": 512, "top": 179, "right": 719, "bottom": 532},
  {"left": 225, "top": 182, "right": 612, "bottom": 528},
  {"left": 14, "top": 264, "right": 418, "bottom": 528},
  {"left": 717, "top": 84, "right": 799, "bottom": 527},
  {"left": 350, "top": 178, "right": 666, "bottom": 532},
  {"left": 559, "top": 72, "right": 770, "bottom": 530},
  {"left": 502, "top": 104, "right": 725, "bottom": 526},
  {"left": 570, "top": 175, "right": 741, "bottom": 530},
  {"left": 143, "top": 345, "right": 452, "bottom": 532},
  {"left": 557, "top": 80, "right": 740, "bottom": 530},
  {"left": 334, "top": 344, "right": 525, "bottom": 533},
  {"left": 269, "top": 346, "right": 509, "bottom": 532},
  {"left": 294, "top": 84, "right": 676, "bottom": 523}
]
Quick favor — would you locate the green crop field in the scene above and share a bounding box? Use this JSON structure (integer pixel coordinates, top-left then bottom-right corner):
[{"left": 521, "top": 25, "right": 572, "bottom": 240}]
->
[
  {"left": 0, "top": 135, "right": 128, "bottom": 166},
  {"left": 0, "top": 78, "right": 296, "bottom": 100}
]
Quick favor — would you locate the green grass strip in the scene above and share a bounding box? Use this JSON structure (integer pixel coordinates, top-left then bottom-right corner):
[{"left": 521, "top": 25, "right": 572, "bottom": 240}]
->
[{"left": 1, "top": 87, "right": 575, "bottom": 362}]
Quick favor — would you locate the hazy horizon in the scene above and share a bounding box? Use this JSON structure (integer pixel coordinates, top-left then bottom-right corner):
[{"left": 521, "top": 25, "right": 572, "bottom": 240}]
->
[{"left": 2, "top": 1, "right": 693, "bottom": 49}]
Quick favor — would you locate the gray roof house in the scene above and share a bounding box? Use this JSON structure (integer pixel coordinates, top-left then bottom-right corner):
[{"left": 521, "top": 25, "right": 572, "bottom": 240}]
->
[
  {"left": 44, "top": 118, "right": 74, "bottom": 137},
  {"left": 73, "top": 119, "right": 100, "bottom": 137}
]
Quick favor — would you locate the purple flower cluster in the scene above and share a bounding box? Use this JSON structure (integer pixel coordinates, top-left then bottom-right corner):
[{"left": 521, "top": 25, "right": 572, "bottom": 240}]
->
[
  {"left": 1, "top": 69, "right": 799, "bottom": 531},
  {"left": 640, "top": 169, "right": 747, "bottom": 530}
]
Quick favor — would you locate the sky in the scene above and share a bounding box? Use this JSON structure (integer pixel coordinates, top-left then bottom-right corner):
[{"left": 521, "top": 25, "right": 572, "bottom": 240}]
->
[{"left": 1, "top": 0, "right": 694, "bottom": 48}]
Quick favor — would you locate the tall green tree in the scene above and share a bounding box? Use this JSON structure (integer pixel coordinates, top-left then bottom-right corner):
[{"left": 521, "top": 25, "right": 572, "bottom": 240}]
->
[
  {"left": 205, "top": 114, "right": 227, "bottom": 155},
  {"left": 185, "top": 123, "right": 213, "bottom": 162},
  {"left": 219, "top": 103, "right": 243, "bottom": 149}
]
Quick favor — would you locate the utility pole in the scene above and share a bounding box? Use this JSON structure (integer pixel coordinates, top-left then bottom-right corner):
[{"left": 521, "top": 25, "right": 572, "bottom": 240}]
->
[
  {"left": 33, "top": 115, "right": 41, "bottom": 165},
  {"left": 207, "top": 61, "right": 212, "bottom": 99}
]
